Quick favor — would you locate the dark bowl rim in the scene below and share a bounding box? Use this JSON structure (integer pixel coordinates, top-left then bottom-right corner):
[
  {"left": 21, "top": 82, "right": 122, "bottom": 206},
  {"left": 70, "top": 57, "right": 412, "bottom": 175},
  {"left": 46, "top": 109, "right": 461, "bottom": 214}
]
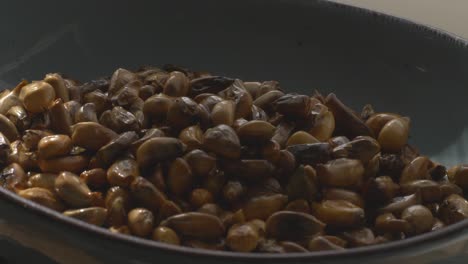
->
[{"left": 3, "top": 0, "right": 468, "bottom": 261}]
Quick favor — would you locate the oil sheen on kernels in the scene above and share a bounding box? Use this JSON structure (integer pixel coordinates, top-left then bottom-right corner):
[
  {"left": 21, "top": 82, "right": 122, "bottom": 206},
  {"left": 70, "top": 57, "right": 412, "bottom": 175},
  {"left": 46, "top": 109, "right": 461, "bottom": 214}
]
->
[{"left": 4, "top": 67, "right": 467, "bottom": 254}]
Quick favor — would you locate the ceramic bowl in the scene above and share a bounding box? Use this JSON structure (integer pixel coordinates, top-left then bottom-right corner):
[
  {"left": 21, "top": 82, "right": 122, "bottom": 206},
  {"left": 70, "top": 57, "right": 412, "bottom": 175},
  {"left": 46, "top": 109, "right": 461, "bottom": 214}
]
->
[{"left": 1, "top": 0, "right": 468, "bottom": 263}]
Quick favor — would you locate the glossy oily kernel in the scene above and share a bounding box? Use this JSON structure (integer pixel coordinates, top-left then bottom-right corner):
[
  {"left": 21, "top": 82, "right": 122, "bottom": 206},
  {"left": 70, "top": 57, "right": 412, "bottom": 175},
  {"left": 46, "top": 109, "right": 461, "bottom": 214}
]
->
[
  {"left": 128, "top": 208, "right": 155, "bottom": 237},
  {"left": 227, "top": 223, "right": 260, "bottom": 252},
  {"left": 63, "top": 207, "right": 108, "bottom": 226},
  {"left": 237, "top": 120, "right": 276, "bottom": 144},
  {"left": 161, "top": 212, "right": 225, "bottom": 240},
  {"left": 312, "top": 200, "right": 365, "bottom": 228},
  {"left": 316, "top": 158, "right": 365, "bottom": 189},
  {"left": 71, "top": 122, "right": 118, "bottom": 151},
  {"left": 265, "top": 211, "right": 325, "bottom": 241},
  {"left": 286, "top": 131, "right": 320, "bottom": 146},
  {"left": 55, "top": 172, "right": 93, "bottom": 208},
  {"left": 136, "top": 137, "right": 186, "bottom": 168},
  {"left": 203, "top": 125, "right": 241, "bottom": 159},
  {"left": 152, "top": 226, "right": 180, "bottom": 245},
  {"left": 37, "top": 135, "right": 72, "bottom": 159},
  {"left": 19, "top": 81, "right": 56, "bottom": 113},
  {"left": 378, "top": 117, "right": 410, "bottom": 153},
  {"left": 18, "top": 187, "right": 64, "bottom": 211},
  {"left": 401, "top": 205, "right": 433, "bottom": 235}
]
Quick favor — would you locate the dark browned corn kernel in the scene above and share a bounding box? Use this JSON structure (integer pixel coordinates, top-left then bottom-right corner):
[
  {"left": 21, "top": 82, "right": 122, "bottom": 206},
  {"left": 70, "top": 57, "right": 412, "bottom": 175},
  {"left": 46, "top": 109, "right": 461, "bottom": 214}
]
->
[
  {"left": 27, "top": 173, "right": 57, "bottom": 192},
  {"left": 401, "top": 205, "right": 433, "bottom": 235},
  {"left": 178, "top": 125, "right": 203, "bottom": 151},
  {"left": 261, "top": 140, "right": 281, "bottom": 163},
  {"left": 254, "top": 90, "right": 284, "bottom": 113},
  {"left": 211, "top": 100, "right": 235, "bottom": 126},
  {"left": 244, "top": 194, "right": 288, "bottom": 220},
  {"left": 184, "top": 149, "right": 216, "bottom": 178},
  {"left": 375, "top": 213, "right": 410, "bottom": 234},
  {"left": 83, "top": 90, "right": 111, "bottom": 115},
  {"left": 287, "top": 165, "right": 318, "bottom": 203},
  {"left": 316, "top": 158, "right": 364, "bottom": 190},
  {"left": 128, "top": 208, "right": 154, "bottom": 237},
  {"left": 130, "top": 177, "right": 166, "bottom": 212},
  {"left": 136, "top": 137, "right": 186, "bottom": 168},
  {"left": 161, "top": 212, "right": 225, "bottom": 240},
  {"left": 222, "top": 159, "right": 274, "bottom": 183},
  {"left": 400, "top": 180, "right": 442, "bottom": 203},
  {"left": 38, "top": 155, "right": 89, "bottom": 174},
  {"left": 202, "top": 169, "right": 226, "bottom": 196},
  {"left": 107, "top": 159, "right": 139, "bottom": 188},
  {"left": 167, "top": 97, "right": 199, "bottom": 129},
  {"left": 312, "top": 200, "right": 365, "bottom": 228},
  {"left": 322, "top": 188, "right": 364, "bottom": 208},
  {"left": 439, "top": 194, "right": 468, "bottom": 224},
  {"left": 189, "top": 188, "right": 214, "bottom": 208},
  {"left": 287, "top": 143, "right": 332, "bottom": 166},
  {"left": 399, "top": 156, "right": 433, "bottom": 184},
  {"left": 266, "top": 211, "right": 325, "bottom": 241},
  {"left": 80, "top": 168, "right": 107, "bottom": 189},
  {"left": 285, "top": 199, "right": 311, "bottom": 214},
  {"left": 71, "top": 122, "right": 118, "bottom": 151},
  {"left": 163, "top": 71, "right": 189, "bottom": 97},
  {"left": 332, "top": 136, "right": 380, "bottom": 164},
  {"left": 274, "top": 94, "right": 311, "bottom": 119},
  {"left": 363, "top": 176, "right": 400, "bottom": 205},
  {"left": 107, "top": 195, "right": 128, "bottom": 227},
  {"left": 64, "top": 207, "right": 108, "bottom": 226},
  {"left": 378, "top": 117, "right": 410, "bottom": 153},
  {"left": 22, "top": 129, "right": 52, "bottom": 151},
  {"left": 109, "top": 225, "right": 131, "bottom": 235},
  {"left": 237, "top": 120, "right": 275, "bottom": 144},
  {"left": 287, "top": 131, "right": 320, "bottom": 147},
  {"left": 167, "top": 158, "right": 193, "bottom": 196},
  {"left": 223, "top": 181, "right": 245, "bottom": 204},
  {"left": 49, "top": 99, "right": 73, "bottom": 135},
  {"left": 18, "top": 187, "right": 65, "bottom": 211},
  {"left": 8, "top": 140, "right": 38, "bottom": 171},
  {"left": 203, "top": 125, "right": 240, "bottom": 159},
  {"left": 308, "top": 236, "right": 345, "bottom": 251},
  {"left": 94, "top": 131, "right": 138, "bottom": 168},
  {"left": 190, "top": 76, "right": 235, "bottom": 96},
  {"left": 143, "top": 94, "right": 174, "bottom": 121},
  {"left": 19, "top": 81, "right": 56, "bottom": 114},
  {"left": 54, "top": 171, "right": 93, "bottom": 208},
  {"left": 0, "top": 113, "right": 20, "bottom": 142},
  {"left": 37, "top": 135, "right": 72, "bottom": 159},
  {"left": 365, "top": 113, "right": 400, "bottom": 136},
  {"left": 275, "top": 150, "right": 296, "bottom": 180},
  {"left": 75, "top": 103, "right": 98, "bottom": 123},
  {"left": 226, "top": 222, "right": 260, "bottom": 252},
  {"left": 325, "top": 93, "right": 373, "bottom": 139},
  {"left": 342, "top": 228, "right": 376, "bottom": 247},
  {"left": 378, "top": 193, "right": 422, "bottom": 215},
  {"left": 272, "top": 121, "right": 295, "bottom": 148},
  {"left": 448, "top": 165, "right": 468, "bottom": 191},
  {"left": 152, "top": 226, "right": 180, "bottom": 245}
]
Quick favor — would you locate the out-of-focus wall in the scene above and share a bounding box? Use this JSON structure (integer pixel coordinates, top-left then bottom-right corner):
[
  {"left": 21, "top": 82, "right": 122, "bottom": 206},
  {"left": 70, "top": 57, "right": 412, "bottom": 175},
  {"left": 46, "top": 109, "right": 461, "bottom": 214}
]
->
[{"left": 331, "top": 0, "right": 468, "bottom": 39}]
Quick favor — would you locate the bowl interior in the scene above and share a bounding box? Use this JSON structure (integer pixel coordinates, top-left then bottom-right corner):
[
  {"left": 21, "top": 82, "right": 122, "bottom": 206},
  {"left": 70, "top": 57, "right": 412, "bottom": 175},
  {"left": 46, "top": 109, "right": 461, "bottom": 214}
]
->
[{"left": 1, "top": 0, "right": 468, "bottom": 262}]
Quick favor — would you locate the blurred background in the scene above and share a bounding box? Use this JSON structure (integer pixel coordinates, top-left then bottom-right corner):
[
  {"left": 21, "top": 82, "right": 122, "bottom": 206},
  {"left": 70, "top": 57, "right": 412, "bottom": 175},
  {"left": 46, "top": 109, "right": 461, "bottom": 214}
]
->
[{"left": 332, "top": 0, "right": 468, "bottom": 38}]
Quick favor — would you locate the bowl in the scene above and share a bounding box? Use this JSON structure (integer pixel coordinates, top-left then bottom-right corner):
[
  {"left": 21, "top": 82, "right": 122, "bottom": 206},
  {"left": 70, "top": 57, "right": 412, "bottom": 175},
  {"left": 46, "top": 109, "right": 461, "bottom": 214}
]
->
[{"left": 1, "top": 0, "right": 468, "bottom": 263}]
